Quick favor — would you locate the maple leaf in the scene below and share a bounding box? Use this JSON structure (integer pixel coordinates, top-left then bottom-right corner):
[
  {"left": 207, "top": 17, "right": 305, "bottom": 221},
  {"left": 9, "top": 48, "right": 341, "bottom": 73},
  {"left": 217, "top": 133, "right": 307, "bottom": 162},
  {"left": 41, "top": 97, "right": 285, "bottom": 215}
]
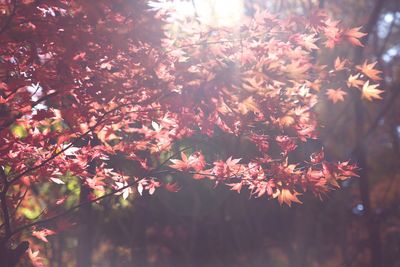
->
[
  {"left": 323, "top": 19, "right": 342, "bottom": 48},
  {"left": 170, "top": 151, "right": 206, "bottom": 174},
  {"left": 147, "top": 179, "right": 160, "bottom": 195},
  {"left": 32, "top": 229, "right": 56, "bottom": 242},
  {"left": 28, "top": 249, "right": 45, "bottom": 267},
  {"left": 347, "top": 73, "right": 364, "bottom": 88},
  {"left": 322, "top": 162, "right": 340, "bottom": 188},
  {"left": 188, "top": 151, "right": 206, "bottom": 172},
  {"left": 306, "top": 168, "right": 325, "bottom": 182},
  {"left": 326, "top": 88, "right": 347, "bottom": 103},
  {"left": 211, "top": 157, "right": 242, "bottom": 179},
  {"left": 336, "top": 161, "right": 359, "bottom": 179},
  {"left": 273, "top": 188, "right": 302, "bottom": 207},
  {"left": 225, "top": 157, "right": 242, "bottom": 172},
  {"left": 284, "top": 61, "right": 310, "bottom": 79},
  {"left": 357, "top": 61, "right": 382, "bottom": 81},
  {"left": 227, "top": 182, "right": 243, "bottom": 193},
  {"left": 306, "top": 79, "right": 322, "bottom": 91},
  {"left": 361, "top": 80, "right": 384, "bottom": 101},
  {"left": 85, "top": 176, "right": 106, "bottom": 191},
  {"left": 334, "top": 57, "right": 346, "bottom": 71},
  {"left": 169, "top": 152, "right": 191, "bottom": 171},
  {"left": 307, "top": 9, "right": 328, "bottom": 31},
  {"left": 343, "top": 27, "right": 367, "bottom": 47},
  {"left": 293, "top": 34, "right": 319, "bottom": 51},
  {"left": 251, "top": 180, "right": 274, "bottom": 198}
]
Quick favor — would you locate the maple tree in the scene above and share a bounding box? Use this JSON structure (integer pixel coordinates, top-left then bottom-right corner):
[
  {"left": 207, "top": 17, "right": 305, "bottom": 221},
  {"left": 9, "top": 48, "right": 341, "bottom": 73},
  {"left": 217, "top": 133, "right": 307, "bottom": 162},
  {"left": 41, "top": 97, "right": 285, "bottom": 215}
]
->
[{"left": 0, "top": 0, "right": 383, "bottom": 266}]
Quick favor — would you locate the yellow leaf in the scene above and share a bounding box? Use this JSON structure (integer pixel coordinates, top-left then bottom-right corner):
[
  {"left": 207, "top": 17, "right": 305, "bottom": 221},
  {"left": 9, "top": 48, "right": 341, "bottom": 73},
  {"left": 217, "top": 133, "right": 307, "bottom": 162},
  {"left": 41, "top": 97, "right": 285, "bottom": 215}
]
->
[{"left": 362, "top": 80, "right": 383, "bottom": 101}]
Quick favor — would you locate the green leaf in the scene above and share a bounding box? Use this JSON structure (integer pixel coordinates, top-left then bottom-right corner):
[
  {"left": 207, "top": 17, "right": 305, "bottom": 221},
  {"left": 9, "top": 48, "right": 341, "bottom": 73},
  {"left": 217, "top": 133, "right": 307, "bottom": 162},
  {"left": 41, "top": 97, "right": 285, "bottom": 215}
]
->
[
  {"left": 10, "top": 124, "right": 28, "bottom": 139},
  {"left": 20, "top": 207, "right": 41, "bottom": 220}
]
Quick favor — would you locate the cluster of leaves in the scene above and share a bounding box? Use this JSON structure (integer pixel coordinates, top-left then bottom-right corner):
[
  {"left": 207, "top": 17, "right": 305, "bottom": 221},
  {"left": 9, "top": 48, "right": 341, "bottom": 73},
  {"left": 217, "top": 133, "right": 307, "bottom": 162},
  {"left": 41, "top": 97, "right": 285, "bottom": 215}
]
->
[
  {"left": 0, "top": 1, "right": 381, "bottom": 265},
  {"left": 162, "top": 8, "right": 376, "bottom": 205}
]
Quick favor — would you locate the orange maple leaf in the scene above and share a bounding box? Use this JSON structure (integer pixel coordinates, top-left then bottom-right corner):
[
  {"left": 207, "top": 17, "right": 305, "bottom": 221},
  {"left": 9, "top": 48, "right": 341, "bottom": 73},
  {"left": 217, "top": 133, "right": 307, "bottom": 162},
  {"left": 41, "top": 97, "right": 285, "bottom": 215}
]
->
[
  {"left": 357, "top": 61, "right": 382, "bottom": 81},
  {"left": 344, "top": 26, "right": 367, "bottom": 47},
  {"left": 284, "top": 61, "right": 310, "bottom": 79},
  {"left": 347, "top": 73, "right": 364, "bottom": 88},
  {"left": 326, "top": 88, "right": 347, "bottom": 103},
  {"left": 273, "top": 188, "right": 302, "bottom": 207},
  {"left": 334, "top": 57, "right": 346, "bottom": 71},
  {"left": 362, "top": 80, "right": 383, "bottom": 101}
]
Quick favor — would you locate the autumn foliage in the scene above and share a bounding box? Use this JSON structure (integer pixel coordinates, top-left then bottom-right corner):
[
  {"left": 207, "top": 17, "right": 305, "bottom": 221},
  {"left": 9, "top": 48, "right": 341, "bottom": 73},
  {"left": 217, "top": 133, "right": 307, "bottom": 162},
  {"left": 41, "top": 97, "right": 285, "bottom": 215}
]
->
[{"left": 0, "top": 0, "right": 382, "bottom": 266}]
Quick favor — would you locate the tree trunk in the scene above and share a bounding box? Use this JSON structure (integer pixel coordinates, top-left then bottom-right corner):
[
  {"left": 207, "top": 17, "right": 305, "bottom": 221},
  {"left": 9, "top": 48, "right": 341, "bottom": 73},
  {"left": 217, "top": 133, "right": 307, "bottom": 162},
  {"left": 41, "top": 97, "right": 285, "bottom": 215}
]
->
[
  {"left": 76, "top": 183, "right": 94, "bottom": 267},
  {"left": 352, "top": 1, "right": 386, "bottom": 266}
]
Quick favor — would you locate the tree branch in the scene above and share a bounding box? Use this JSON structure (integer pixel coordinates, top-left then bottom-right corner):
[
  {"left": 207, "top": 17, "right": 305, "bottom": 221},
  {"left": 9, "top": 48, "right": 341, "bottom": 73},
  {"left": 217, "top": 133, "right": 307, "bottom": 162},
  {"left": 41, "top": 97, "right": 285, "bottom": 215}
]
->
[
  {"left": 0, "top": 168, "right": 11, "bottom": 238},
  {"left": 9, "top": 178, "right": 139, "bottom": 237},
  {"left": 8, "top": 155, "right": 278, "bottom": 237}
]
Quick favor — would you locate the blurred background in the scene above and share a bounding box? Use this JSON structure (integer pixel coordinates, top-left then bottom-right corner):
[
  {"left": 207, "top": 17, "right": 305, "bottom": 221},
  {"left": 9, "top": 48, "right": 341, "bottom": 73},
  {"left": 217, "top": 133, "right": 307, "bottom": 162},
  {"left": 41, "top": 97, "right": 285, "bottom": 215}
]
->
[{"left": 18, "top": 0, "right": 400, "bottom": 266}]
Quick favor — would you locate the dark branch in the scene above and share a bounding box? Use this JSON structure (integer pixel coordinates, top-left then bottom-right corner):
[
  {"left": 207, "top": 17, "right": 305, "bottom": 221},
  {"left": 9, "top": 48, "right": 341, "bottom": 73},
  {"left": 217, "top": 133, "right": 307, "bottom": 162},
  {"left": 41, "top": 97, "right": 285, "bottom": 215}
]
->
[
  {"left": 0, "top": 168, "right": 11, "bottom": 238},
  {"left": 9, "top": 179, "right": 139, "bottom": 237}
]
